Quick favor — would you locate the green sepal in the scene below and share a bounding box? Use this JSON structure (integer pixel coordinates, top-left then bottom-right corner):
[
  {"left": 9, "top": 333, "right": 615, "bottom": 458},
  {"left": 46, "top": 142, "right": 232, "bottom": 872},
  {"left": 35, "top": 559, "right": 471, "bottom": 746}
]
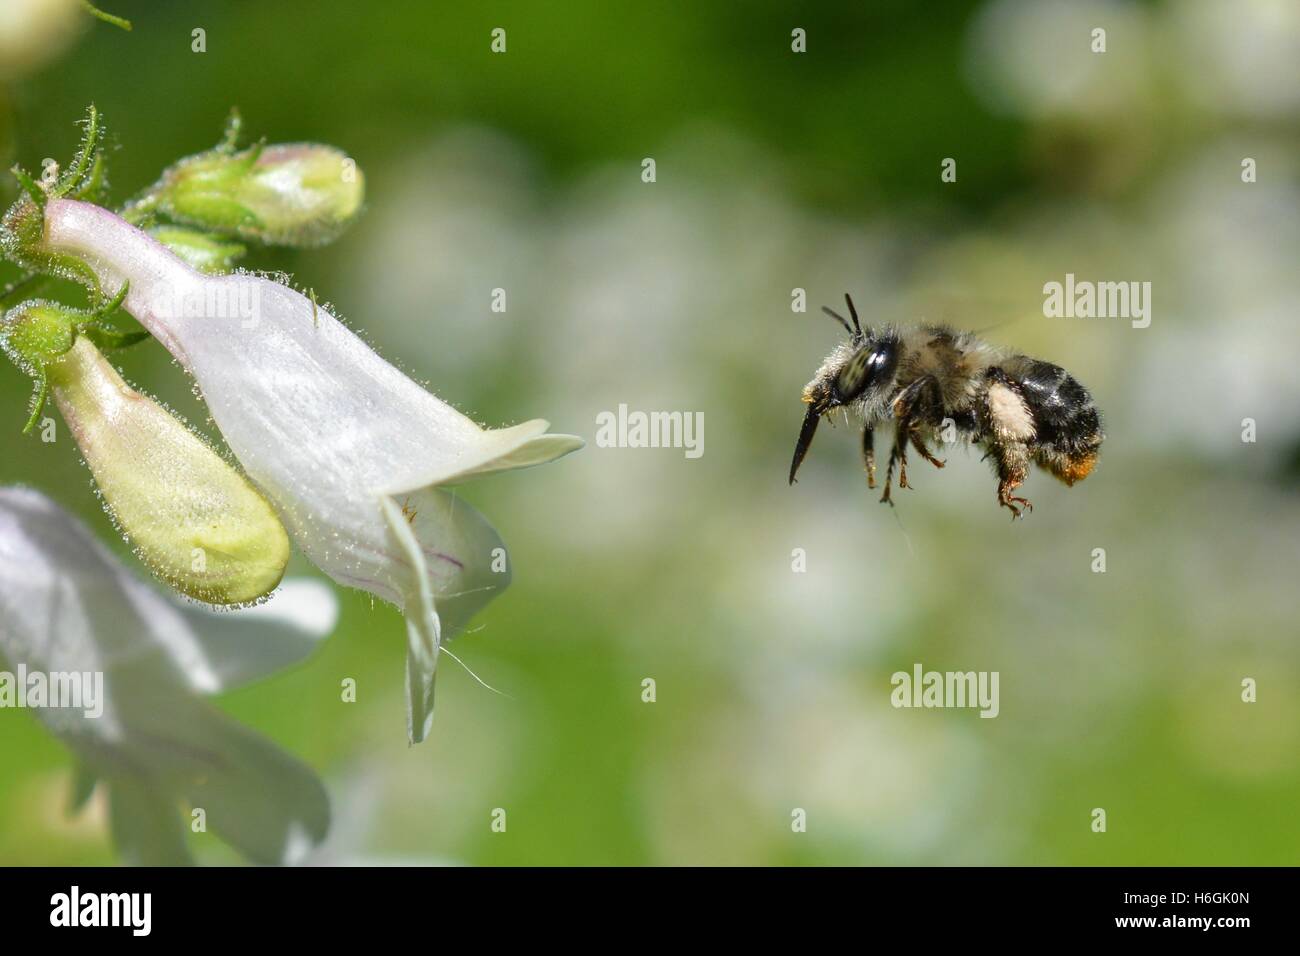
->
[
  {"left": 75, "top": 281, "right": 147, "bottom": 347},
  {"left": 0, "top": 196, "right": 103, "bottom": 297},
  {"left": 164, "top": 191, "right": 264, "bottom": 235},
  {"left": 218, "top": 108, "right": 244, "bottom": 154},
  {"left": 1, "top": 285, "right": 142, "bottom": 434},
  {"left": 1, "top": 299, "right": 78, "bottom": 376},
  {"left": 21, "top": 373, "right": 50, "bottom": 435},
  {"left": 80, "top": 324, "right": 151, "bottom": 351},
  {"left": 10, "top": 167, "right": 45, "bottom": 209},
  {"left": 0, "top": 299, "right": 74, "bottom": 434},
  {"left": 52, "top": 105, "right": 102, "bottom": 200}
]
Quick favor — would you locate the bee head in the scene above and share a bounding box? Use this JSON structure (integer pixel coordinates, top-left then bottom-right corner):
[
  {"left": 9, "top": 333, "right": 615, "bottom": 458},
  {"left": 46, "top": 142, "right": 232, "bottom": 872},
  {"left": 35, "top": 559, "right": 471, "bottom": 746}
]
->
[
  {"left": 789, "top": 294, "right": 897, "bottom": 485},
  {"left": 800, "top": 377, "right": 832, "bottom": 413}
]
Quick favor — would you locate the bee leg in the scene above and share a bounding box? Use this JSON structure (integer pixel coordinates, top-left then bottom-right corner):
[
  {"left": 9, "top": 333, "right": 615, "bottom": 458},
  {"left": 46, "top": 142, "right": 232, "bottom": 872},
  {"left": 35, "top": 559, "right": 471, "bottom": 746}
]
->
[
  {"left": 896, "top": 428, "right": 911, "bottom": 490},
  {"left": 887, "top": 376, "right": 939, "bottom": 495},
  {"left": 875, "top": 424, "right": 911, "bottom": 500},
  {"left": 990, "top": 441, "right": 1033, "bottom": 519},
  {"left": 998, "top": 480, "right": 1033, "bottom": 519},
  {"left": 861, "top": 425, "right": 877, "bottom": 489},
  {"left": 909, "top": 428, "right": 945, "bottom": 469},
  {"left": 879, "top": 439, "right": 899, "bottom": 504}
]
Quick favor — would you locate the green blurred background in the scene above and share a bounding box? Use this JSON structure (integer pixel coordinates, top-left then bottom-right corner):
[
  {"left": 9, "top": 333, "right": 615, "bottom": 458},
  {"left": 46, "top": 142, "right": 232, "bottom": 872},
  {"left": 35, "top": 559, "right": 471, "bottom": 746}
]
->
[{"left": 2, "top": 0, "right": 1298, "bottom": 864}]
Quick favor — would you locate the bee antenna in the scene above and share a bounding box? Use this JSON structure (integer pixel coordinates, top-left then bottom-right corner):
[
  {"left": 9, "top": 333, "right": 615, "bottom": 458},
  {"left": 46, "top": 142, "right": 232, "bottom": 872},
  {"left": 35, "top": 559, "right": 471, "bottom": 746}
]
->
[
  {"left": 820, "top": 305, "right": 854, "bottom": 336},
  {"left": 969, "top": 317, "right": 1021, "bottom": 338},
  {"left": 844, "top": 293, "right": 863, "bottom": 335}
]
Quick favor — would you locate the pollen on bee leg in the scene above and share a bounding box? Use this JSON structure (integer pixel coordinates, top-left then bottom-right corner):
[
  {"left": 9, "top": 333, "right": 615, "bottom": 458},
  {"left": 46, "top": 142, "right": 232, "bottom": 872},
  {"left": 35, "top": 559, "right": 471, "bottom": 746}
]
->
[
  {"left": 1052, "top": 452, "right": 1098, "bottom": 485},
  {"left": 986, "top": 382, "right": 1036, "bottom": 443}
]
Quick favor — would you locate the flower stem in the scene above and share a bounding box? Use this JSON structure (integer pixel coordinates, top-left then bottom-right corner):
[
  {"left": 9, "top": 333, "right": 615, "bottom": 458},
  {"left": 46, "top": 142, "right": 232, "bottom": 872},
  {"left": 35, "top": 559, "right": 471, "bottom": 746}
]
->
[{"left": 80, "top": 2, "right": 132, "bottom": 31}]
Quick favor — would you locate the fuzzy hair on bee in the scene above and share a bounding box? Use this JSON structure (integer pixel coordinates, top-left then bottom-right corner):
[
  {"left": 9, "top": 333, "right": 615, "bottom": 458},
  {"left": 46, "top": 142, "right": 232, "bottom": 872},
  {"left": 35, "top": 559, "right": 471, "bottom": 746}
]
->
[{"left": 789, "top": 294, "right": 1103, "bottom": 518}]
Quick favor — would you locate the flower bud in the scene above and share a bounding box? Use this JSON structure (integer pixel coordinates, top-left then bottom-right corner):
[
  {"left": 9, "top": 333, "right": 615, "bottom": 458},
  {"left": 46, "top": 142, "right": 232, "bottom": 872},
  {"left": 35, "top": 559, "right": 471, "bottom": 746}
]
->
[
  {"left": 1, "top": 302, "right": 290, "bottom": 604},
  {"left": 148, "top": 225, "right": 246, "bottom": 274},
  {"left": 146, "top": 143, "right": 364, "bottom": 247}
]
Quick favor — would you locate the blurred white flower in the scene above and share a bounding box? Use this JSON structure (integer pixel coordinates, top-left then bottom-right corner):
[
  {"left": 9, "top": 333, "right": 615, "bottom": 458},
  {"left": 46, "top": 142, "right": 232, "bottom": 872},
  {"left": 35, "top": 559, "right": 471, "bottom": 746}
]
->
[
  {"left": 349, "top": 129, "right": 539, "bottom": 380},
  {"left": 0, "top": 486, "right": 336, "bottom": 865},
  {"left": 1132, "top": 143, "right": 1300, "bottom": 460},
  {"left": 40, "top": 198, "right": 583, "bottom": 742},
  {"left": 0, "top": 0, "right": 85, "bottom": 82},
  {"left": 965, "top": 0, "right": 1153, "bottom": 120},
  {"left": 1169, "top": 0, "right": 1300, "bottom": 119}
]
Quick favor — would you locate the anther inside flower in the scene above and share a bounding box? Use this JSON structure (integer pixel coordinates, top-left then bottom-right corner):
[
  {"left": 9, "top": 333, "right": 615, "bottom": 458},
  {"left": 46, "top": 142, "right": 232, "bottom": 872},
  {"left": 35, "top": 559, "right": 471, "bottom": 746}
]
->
[{"left": 34, "top": 198, "right": 583, "bottom": 742}]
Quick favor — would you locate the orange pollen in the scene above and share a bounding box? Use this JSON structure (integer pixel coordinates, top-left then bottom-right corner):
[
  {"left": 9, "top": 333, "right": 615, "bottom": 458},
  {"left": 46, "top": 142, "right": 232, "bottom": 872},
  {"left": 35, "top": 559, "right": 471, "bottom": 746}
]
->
[{"left": 1058, "top": 452, "right": 1098, "bottom": 485}]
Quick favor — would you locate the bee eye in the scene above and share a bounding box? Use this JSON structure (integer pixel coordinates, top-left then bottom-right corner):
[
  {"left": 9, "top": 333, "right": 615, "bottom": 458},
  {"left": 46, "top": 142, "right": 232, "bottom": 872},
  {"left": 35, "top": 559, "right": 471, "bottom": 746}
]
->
[{"left": 835, "top": 347, "right": 887, "bottom": 401}]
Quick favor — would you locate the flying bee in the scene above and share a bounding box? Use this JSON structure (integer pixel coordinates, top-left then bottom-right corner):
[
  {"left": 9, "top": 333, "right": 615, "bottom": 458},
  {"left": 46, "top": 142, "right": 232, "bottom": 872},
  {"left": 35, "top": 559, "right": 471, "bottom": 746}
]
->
[{"left": 788, "top": 294, "right": 1103, "bottom": 518}]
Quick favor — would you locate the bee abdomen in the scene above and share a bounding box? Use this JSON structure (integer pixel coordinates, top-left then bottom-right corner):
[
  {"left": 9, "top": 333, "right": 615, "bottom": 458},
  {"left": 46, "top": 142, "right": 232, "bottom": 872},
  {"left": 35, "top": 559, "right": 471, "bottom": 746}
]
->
[{"left": 1011, "top": 360, "right": 1103, "bottom": 484}]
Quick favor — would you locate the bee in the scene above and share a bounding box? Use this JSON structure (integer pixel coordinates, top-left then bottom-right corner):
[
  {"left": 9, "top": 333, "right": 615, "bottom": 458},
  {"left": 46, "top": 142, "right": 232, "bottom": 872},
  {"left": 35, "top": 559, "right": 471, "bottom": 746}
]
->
[{"left": 788, "top": 294, "right": 1102, "bottom": 518}]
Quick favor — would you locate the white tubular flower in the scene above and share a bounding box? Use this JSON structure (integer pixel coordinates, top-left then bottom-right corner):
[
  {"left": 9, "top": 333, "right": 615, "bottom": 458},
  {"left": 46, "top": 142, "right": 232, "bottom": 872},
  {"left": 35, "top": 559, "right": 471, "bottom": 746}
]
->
[
  {"left": 0, "top": 486, "right": 336, "bottom": 865},
  {"left": 38, "top": 198, "right": 583, "bottom": 743}
]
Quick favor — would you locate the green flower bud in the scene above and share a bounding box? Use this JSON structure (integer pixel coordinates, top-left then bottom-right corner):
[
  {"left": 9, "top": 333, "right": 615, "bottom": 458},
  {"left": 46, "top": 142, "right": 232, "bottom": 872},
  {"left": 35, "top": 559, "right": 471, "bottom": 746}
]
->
[
  {"left": 148, "top": 225, "right": 246, "bottom": 274},
  {"left": 145, "top": 143, "right": 364, "bottom": 247},
  {"left": 1, "top": 302, "right": 290, "bottom": 605}
]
